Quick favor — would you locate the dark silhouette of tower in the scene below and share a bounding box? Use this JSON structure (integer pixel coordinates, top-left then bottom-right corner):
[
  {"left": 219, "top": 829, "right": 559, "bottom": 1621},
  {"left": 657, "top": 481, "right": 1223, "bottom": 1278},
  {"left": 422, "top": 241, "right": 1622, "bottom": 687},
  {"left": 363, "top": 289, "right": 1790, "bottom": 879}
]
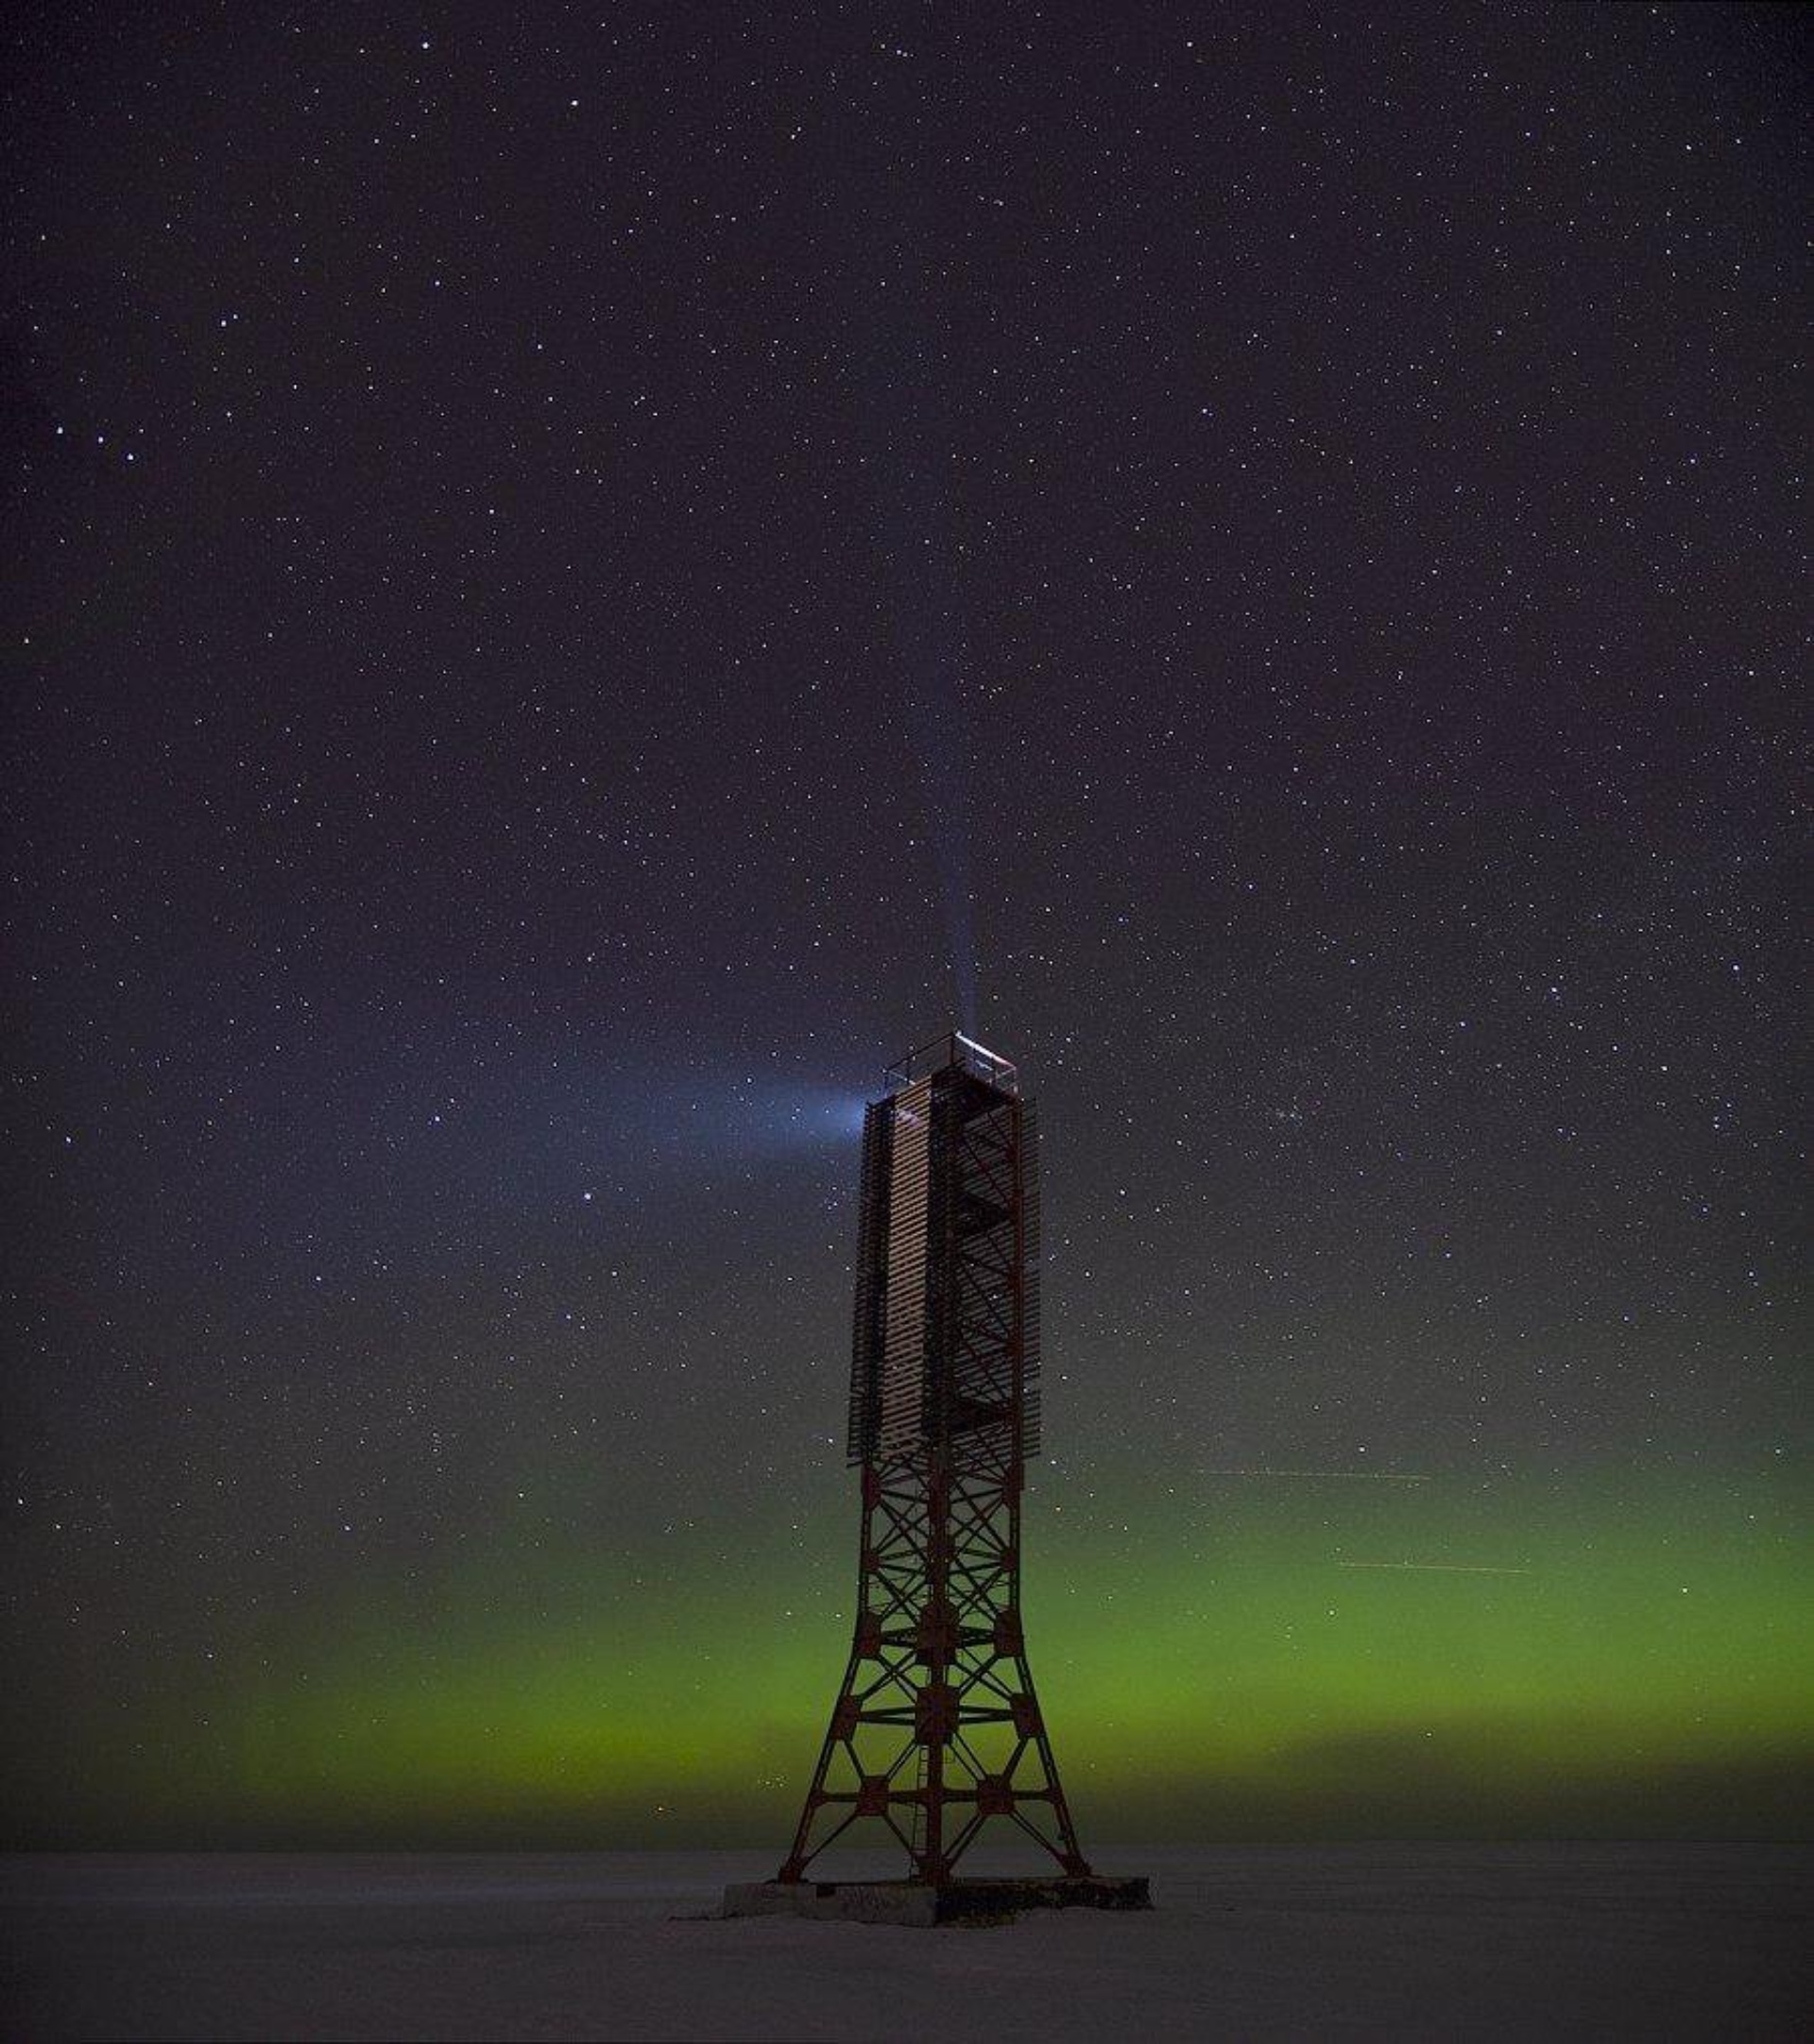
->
[{"left": 778, "top": 1032, "right": 1089, "bottom": 1886}]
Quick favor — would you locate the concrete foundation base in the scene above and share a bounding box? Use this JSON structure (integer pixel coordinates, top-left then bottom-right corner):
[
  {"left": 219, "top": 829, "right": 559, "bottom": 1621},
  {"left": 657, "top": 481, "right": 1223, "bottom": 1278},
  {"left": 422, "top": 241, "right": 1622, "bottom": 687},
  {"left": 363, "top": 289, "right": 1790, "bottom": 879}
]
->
[{"left": 722, "top": 1874, "right": 1152, "bottom": 1927}]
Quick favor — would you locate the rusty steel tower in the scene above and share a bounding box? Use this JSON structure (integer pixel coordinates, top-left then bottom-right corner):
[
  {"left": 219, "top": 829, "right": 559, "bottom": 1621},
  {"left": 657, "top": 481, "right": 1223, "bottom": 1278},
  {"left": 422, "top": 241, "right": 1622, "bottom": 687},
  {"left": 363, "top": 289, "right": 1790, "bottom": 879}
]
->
[{"left": 778, "top": 1031, "right": 1090, "bottom": 1887}]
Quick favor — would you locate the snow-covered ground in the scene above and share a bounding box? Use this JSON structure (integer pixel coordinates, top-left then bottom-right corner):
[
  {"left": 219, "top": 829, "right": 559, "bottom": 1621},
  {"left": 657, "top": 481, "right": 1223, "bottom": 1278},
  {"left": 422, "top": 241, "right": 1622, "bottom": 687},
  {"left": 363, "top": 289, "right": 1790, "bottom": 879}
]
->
[{"left": 2, "top": 1844, "right": 1806, "bottom": 2041}]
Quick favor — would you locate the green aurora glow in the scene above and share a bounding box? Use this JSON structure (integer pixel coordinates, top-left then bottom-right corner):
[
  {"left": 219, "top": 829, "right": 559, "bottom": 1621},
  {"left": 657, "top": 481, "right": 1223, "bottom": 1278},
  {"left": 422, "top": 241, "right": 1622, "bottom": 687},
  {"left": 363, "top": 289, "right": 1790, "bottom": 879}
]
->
[{"left": 12, "top": 1457, "right": 1806, "bottom": 1846}]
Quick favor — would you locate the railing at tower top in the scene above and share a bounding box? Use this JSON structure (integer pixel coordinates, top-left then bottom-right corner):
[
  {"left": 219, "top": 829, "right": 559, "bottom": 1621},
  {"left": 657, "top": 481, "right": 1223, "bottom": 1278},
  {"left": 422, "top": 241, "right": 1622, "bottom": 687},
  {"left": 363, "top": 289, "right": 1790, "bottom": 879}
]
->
[{"left": 884, "top": 1032, "right": 1019, "bottom": 1096}]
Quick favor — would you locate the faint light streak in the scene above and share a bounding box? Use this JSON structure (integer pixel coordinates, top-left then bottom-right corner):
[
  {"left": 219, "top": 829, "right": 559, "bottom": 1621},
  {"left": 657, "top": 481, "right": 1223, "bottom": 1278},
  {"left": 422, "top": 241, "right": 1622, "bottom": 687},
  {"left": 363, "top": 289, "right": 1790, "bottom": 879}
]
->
[
  {"left": 1206, "top": 1469, "right": 1432, "bottom": 1483},
  {"left": 1338, "top": 1561, "right": 1535, "bottom": 1574}
]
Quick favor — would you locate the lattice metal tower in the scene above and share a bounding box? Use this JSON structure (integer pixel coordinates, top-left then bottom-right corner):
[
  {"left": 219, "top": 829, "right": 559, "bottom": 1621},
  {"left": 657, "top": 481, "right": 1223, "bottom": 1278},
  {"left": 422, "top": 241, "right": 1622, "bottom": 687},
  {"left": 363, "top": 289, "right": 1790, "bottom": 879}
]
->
[{"left": 779, "top": 1032, "right": 1089, "bottom": 1885}]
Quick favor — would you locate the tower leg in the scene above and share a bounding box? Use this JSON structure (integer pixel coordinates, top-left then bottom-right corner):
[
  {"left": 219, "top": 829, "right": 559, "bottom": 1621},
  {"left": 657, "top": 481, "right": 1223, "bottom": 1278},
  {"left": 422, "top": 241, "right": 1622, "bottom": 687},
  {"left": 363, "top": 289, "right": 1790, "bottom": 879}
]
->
[{"left": 778, "top": 1455, "right": 1088, "bottom": 1885}]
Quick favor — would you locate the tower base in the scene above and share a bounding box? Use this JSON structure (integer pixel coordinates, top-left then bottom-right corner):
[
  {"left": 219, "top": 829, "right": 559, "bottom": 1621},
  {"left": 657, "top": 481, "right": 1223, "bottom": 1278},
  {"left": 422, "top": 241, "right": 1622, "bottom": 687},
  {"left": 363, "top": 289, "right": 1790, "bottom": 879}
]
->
[{"left": 722, "top": 1874, "right": 1151, "bottom": 1927}]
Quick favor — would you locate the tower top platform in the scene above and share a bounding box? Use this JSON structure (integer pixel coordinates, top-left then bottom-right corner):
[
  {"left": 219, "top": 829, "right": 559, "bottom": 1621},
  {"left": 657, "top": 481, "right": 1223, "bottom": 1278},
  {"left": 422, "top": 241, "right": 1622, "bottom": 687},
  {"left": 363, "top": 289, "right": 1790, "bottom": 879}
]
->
[{"left": 884, "top": 1031, "right": 1018, "bottom": 1096}]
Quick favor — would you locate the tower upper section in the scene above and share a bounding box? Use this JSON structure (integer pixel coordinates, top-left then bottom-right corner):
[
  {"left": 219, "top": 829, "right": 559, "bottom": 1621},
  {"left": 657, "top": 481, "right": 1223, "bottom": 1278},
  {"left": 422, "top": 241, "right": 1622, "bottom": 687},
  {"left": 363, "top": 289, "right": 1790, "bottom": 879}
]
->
[
  {"left": 846, "top": 1035, "right": 1041, "bottom": 1469},
  {"left": 884, "top": 1031, "right": 1019, "bottom": 1096}
]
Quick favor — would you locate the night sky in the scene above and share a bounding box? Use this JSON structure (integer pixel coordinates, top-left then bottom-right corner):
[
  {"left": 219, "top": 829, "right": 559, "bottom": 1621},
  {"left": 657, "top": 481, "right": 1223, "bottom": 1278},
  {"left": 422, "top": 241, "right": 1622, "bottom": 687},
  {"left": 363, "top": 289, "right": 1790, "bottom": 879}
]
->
[{"left": 3, "top": 5, "right": 1806, "bottom": 1850}]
